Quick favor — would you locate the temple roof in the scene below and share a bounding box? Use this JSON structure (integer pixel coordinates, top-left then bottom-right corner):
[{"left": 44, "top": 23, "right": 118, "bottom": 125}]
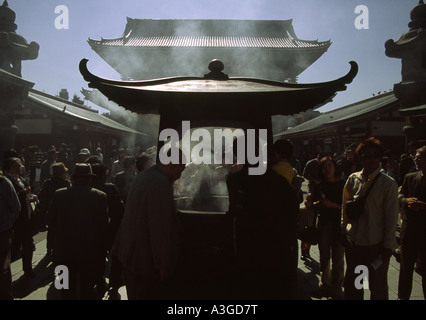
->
[
  {"left": 90, "top": 35, "right": 326, "bottom": 49},
  {"left": 89, "top": 18, "right": 330, "bottom": 49},
  {"left": 274, "top": 91, "right": 399, "bottom": 138},
  {"left": 88, "top": 19, "right": 331, "bottom": 81},
  {"left": 25, "top": 89, "right": 146, "bottom": 136},
  {"left": 399, "top": 103, "right": 426, "bottom": 116}
]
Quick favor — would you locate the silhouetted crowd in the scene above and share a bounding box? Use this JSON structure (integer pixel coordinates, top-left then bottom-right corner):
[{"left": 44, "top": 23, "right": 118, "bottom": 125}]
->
[{"left": 0, "top": 137, "right": 425, "bottom": 300}]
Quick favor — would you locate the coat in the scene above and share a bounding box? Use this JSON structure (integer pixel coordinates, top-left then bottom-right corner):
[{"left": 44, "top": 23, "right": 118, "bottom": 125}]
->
[
  {"left": 48, "top": 185, "right": 109, "bottom": 266},
  {"left": 228, "top": 167, "right": 299, "bottom": 273},
  {"left": 111, "top": 165, "right": 181, "bottom": 280},
  {"left": 398, "top": 170, "right": 426, "bottom": 241},
  {"left": 92, "top": 182, "right": 125, "bottom": 250}
]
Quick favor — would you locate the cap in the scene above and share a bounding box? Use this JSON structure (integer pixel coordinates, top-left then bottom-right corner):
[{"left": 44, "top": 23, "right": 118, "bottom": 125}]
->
[{"left": 79, "top": 148, "right": 91, "bottom": 156}]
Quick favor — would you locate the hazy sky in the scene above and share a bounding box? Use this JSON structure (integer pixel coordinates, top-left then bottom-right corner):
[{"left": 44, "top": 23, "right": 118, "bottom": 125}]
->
[{"left": 8, "top": 0, "right": 415, "bottom": 113}]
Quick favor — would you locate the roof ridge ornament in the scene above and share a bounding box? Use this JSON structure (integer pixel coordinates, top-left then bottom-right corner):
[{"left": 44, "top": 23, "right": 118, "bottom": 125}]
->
[{"left": 203, "top": 59, "right": 229, "bottom": 80}]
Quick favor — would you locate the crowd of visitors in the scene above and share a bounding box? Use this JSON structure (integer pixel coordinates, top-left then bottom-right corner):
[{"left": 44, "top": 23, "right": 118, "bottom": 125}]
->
[{"left": 0, "top": 137, "right": 425, "bottom": 300}]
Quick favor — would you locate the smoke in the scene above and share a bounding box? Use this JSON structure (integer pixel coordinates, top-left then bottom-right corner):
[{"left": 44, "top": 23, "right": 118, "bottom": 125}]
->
[
  {"left": 90, "top": 19, "right": 329, "bottom": 81},
  {"left": 172, "top": 126, "right": 246, "bottom": 213},
  {"left": 84, "top": 89, "right": 160, "bottom": 152},
  {"left": 271, "top": 108, "right": 321, "bottom": 138}
]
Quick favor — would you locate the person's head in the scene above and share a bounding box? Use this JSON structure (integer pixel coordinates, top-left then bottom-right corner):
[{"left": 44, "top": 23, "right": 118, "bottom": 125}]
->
[
  {"left": 318, "top": 156, "right": 339, "bottom": 182},
  {"left": 71, "top": 163, "right": 95, "bottom": 185},
  {"left": 381, "top": 156, "right": 392, "bottom": 170},
  {"left": 136, "top": 152, "right": 153, "bottom": 172},
  {"left": 78, "top": 148, "right": 91, "bottom": 162},
  {"left": 52, "top": 162, "right": 68, "bottom": 178},
  {"left": 317, "top": 151, "right": 328, "bottom": 160},
  {"left": 158, "top": 147, "right": 187, "bottom": 183},
  {"left": 356, "top": 137, "right": 384, "bottom": 175},
  {"left": 273, "top": 139, "right": 294, "bottom": 162},
  {"left": 414, "top": 146, "right": 426, "bottom": 173},
  {"left": 345, "top": 144, "right": 357, "bottom": 160},
  {"left": 85, "top": 155, "right": 101, "bottom": 165},
  {"left": 123, "top": 156, "right": 136, "bottom": 171},
  {"left": 96, "top": 147, "right": 102, "bottom": 154},
  {"left": 2, "top": 157, "right": 22, "bottom": 176},
  {"left": 91, "top": 163, "right": 108, "bottom": 185},
  {"left": 408, "top": 141, "right": 418, "bottom": 156},
  {"left": 344, "top": 147, "right": 355, "bottom": 160},
  {"left": 47, "top": 149, "right": 57, "bottom": 161},
  {"left": 118, "top": 149, "right": 126, "bottom": 161},
  {"left": 58, "top": 143, "right": 67, "bottom": 153}
]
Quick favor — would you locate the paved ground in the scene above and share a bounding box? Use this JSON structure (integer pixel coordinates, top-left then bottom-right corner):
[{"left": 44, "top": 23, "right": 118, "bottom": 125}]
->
[
  {"left": 10, "top": 181, "right": 425, "bottom": 300},
  {"left": 11, "top": 226, "right": 424, "bottom": 300}
]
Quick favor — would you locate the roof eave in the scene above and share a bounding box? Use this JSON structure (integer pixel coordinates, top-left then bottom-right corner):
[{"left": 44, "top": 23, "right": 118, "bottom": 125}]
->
[{"left": 79, "top": 58, "right": 358, "bottom": 117}]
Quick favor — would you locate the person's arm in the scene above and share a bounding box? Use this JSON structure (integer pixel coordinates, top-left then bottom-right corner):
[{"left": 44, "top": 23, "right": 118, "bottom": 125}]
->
[
  {"left": 321, "top": 198, "right": 342, "bottom": 210},
  {"left": 398, "top": 175, "right": 409, "bottom": 212},
  {"left": 304, "top": 193, "right": 313, "bottom": 209},
  {"left": 147, "top": 183, "right": 179, "bottom": 281},
  {"left": 341, "top": 178, "right": 353, "bottom": 229},
  {"left": 397, "top": 175, "right": 426, "bottom": 213}
]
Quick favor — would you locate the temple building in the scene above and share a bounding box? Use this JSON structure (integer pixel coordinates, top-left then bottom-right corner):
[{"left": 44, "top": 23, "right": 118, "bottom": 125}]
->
[
  {"left": 0, "top": 1, "right": 146, "bottom": 170},
  {"left": 14, "top": 88, "right": 146, "bottom": 157},
  {"left": 88, "top": 18, "right": 331, "bottom": 82},
  {"left": 274, "top": 91, "right": 405, "bottom": 160}
]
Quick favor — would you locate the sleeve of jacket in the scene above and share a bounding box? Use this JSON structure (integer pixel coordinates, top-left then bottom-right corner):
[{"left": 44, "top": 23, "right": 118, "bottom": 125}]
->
[
  {"left": 47, "top": 190, "right": 59, "bottom": 236},
  {"left": 383, "top": 178, "right": 399, "bottom": 250},
  {"left": 96, "top": 191, "right": 109, "bottom": 246},
  {"left": 397, "top": 174, "right": 410, "bottom": 215},
  {"left": 4, "top": 177, "right": 21, "bottom": 223},
  {"left": 147, "top": 182, "right": 179, "bottom": 275}
]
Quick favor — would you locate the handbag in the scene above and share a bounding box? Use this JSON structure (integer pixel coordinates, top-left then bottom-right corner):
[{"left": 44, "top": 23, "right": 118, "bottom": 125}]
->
[
  {"left": 345, "top": 172, "right": 381, "bottom": 221},
  {"left": 297, "top": 211, "right": 319, "bottom": 245}
]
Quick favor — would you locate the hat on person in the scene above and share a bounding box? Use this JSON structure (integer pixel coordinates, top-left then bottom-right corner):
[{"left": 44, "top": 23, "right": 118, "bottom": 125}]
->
[
  {"left": 79, "top": 148, "right": 91, "bottom": 156},
  {"left": 72, "top": 163, "right": 96, "bottom": 177},
  {"left": 52, "top": 162, "right": 68, "bottom": 176}
]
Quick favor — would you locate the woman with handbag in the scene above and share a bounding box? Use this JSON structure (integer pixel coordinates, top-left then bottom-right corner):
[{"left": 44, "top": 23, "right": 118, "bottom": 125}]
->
[{"left": 305, "top": 157, "right": 345, "bottom": 299}]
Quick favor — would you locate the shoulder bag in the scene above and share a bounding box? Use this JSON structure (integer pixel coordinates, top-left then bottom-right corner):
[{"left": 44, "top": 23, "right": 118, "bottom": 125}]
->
[{"left": 345, "top": 172, "right": 381, "bottom": 221}]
